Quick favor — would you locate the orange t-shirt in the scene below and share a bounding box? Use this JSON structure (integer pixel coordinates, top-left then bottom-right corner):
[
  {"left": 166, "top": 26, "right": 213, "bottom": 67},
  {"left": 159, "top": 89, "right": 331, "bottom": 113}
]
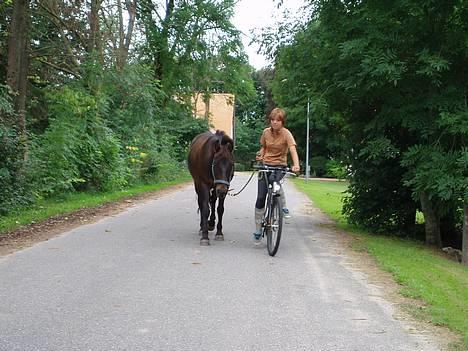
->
[{"left": 260, "top": 127, "right": 296, "bottom": 166}]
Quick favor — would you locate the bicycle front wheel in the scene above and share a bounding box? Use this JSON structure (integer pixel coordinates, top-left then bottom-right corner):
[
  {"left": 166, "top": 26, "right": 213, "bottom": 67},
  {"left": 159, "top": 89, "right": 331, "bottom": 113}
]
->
[{"left": 267, "top": 196, "right": 283, "bottom": 256}]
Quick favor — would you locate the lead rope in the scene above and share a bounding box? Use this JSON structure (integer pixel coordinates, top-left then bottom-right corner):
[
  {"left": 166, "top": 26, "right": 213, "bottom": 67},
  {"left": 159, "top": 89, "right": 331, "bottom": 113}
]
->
[{"left": 228, "top": 170, "right": 256, "bottom": 197}]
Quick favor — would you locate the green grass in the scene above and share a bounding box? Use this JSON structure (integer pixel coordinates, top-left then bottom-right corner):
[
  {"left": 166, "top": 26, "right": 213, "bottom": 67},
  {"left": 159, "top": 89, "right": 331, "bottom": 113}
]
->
[
  {"left": 0, "top": 174, "right": 191, "bottom": 234},
  {"left": 292, "top": 178, "right": 468, "bottom": 349},
  {"left": 293, "top": 179, "right": 349, "bottom": 225}
]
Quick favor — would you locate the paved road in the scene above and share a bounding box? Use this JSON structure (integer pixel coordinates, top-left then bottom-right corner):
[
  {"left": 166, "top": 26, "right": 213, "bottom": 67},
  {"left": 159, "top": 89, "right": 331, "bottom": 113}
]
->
[{"left": 0, "top": 173, "right": 440, "bottom": 351}]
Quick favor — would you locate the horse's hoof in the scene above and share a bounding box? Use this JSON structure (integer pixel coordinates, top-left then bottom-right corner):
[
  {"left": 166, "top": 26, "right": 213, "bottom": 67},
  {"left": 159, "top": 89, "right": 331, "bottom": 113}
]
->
[
  {"left": 214, "top": 234, "right": 224, "bottom": 241},
  {"left": 208, "top": 225, "right": 215, "bottom": 231},
  {"left": 200, "top": 239, "right": 210, "bottom": 246}
]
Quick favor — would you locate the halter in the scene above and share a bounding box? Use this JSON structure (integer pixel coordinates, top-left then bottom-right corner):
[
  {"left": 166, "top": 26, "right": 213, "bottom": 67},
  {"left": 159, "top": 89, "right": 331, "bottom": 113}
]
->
[{"left": 211, "top": 162, "right": 231, "bottom": 187}]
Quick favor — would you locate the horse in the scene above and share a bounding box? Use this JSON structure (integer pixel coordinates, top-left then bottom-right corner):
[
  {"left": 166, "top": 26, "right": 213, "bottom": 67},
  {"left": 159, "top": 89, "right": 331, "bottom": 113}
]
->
[{"left": 188, "top": 130, "right": 234, "bottom": 246}]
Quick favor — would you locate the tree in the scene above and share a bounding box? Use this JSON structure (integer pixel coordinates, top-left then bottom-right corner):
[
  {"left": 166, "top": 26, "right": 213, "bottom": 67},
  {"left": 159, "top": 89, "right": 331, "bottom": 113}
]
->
[
  {"left": 114, "top": 0, "right": 137, "bottom": 70},
  {"left": 0, "top": 0, "right": 253, "bottom": 213},
  {"left": 269, "top": 0, "right": 467, "bottom": 245},
  {"left": 6, "top": 0, "right": 30, "bottom": 162},
  {"left": 137, "top": 0, "right": 246, "bottom": 97},
  {"left": 234, "top": 68, "right": 272, "bottom": 166}
]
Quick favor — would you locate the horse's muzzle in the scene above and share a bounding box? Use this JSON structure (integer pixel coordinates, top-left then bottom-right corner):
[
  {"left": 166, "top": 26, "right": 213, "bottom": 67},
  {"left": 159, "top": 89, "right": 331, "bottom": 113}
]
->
[{"left": 216, "top": 184, "right": 229, "bottom": 198}]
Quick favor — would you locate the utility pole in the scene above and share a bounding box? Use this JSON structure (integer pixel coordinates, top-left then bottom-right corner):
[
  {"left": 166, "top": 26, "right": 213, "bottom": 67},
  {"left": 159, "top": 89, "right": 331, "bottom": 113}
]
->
[{"left": 306, "top": 96, "right": 310, "bottom": 181}]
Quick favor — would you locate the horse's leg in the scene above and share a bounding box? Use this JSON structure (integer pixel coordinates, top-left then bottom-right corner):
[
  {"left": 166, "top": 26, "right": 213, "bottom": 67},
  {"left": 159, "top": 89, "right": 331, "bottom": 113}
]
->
[
  {"left": 196, "top": 184, "right": 210, "bottom": 246},
  {"left": 208, "top": 190, "right": 216, "bottom": 231},
  {"left": 214, "top": 196, "right": 225, "bottom": 241}
]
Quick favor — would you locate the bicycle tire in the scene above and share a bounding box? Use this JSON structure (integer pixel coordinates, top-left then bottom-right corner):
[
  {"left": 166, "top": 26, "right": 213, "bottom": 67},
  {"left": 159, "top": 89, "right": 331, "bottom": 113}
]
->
[{"left": 267, "top": 195, "right": 283, "bottom": 256}]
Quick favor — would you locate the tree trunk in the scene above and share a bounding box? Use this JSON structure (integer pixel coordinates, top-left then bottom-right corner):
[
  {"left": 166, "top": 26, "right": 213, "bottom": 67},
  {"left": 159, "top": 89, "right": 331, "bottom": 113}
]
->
[
  {"left": 6, "top": 0, "right": 30, "bottom": 162},
  {"left": 154, "top": 0, "right": 174, "bottom": 82},
  {"left": 420, "top": 192, "right": 442, "bottom": 247},
  {"left": 204, "top": 92, "right": 211, "bottom": 120},
  {"left": 88, "top": 0, "right": 103, "bottom": 61},
  {"left": 116, "top": 0, "right": 136, "bottom": 70},
  {"left": 462, "top": 202, "right": 468, "bottom": 266}
]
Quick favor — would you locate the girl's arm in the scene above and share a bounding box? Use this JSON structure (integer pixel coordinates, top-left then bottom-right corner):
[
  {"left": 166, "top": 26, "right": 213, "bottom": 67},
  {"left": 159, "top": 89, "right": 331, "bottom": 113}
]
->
[
  {"left": 256, "top": 146, "right": 265, "bottom": 161},
  {"left": 289, "top": 145, "right": 300, "bottom": 172}
]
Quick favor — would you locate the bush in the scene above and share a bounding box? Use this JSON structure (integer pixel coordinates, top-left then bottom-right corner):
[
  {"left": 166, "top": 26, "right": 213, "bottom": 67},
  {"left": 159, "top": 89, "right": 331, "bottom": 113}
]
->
[
  {"left": 343, "top": 157, "right": 418, "bottom": 235},
  {"left": 325, "top": 159, "right": 347, "bottom": 179},
  {"left": 310, "top": 156, "right": 328, "bottom": 177},
  {"left": 0, "top": 125, "right": 34, "bottom": 213},
  {"left": 30, "top": 86, "right": 127, "bottom": 196},
  {"left": 0, "top": 86, "right": 34, "bottom": 213},
  {"left": 143, "top": 149, "right": 182, "bottom": 182}
]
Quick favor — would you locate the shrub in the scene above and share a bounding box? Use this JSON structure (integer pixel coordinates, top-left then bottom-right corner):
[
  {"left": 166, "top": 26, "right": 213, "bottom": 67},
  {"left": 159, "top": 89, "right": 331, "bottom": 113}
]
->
[
  {"left": 0, "top": 86, "right": 34, "bottom": 213},
  {"left": 30, "top": 86, "right": 127, "bottom": 196},
  {"left": 310, "top": 156, "right": 328, "bottom": 177},
  {"left": 325, "top": 159, "right": 347, "bottom": 179}
]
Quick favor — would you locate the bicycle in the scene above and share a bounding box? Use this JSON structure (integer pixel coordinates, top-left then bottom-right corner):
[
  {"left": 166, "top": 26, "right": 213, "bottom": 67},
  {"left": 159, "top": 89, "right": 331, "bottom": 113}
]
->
[{"left": 253, "top": 164, "right": 296, "bottom": 256}]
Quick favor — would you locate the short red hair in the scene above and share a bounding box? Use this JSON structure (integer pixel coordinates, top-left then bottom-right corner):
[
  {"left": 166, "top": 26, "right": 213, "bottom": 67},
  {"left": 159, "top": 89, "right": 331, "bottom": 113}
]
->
[{"left": 269, "top": 107, "right": 286, "bottom": 125}]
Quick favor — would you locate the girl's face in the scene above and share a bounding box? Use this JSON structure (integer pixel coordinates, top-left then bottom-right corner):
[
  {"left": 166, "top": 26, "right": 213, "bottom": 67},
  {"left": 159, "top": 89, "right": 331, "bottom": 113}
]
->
[{"left": 270, "top": 116, "right": 283, "bottom": 131}]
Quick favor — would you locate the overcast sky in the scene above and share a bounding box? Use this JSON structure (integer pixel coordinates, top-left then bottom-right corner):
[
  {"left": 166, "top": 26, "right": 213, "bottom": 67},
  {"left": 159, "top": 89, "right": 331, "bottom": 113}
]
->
[{"left": 232, "top": 0, "right": 306, "bottom": 70}]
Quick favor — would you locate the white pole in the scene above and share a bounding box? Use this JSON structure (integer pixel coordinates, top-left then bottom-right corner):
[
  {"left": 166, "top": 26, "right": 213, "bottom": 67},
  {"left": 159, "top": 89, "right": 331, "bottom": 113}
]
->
[{"left": 306, "top": 96, "right": 310, "bottom": 181}]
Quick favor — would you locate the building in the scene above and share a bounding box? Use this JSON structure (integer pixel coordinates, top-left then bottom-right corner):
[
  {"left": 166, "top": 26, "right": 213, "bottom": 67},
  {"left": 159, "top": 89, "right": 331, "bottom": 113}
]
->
[{"left": 192, "top": 93, "right": 235, "bottom": 140}]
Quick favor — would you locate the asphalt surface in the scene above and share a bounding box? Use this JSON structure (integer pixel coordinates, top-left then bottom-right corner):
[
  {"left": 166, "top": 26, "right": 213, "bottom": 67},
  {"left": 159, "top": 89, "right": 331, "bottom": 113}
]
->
[{"left": 0, "top": 173, "right": 441, "bottom": 351}]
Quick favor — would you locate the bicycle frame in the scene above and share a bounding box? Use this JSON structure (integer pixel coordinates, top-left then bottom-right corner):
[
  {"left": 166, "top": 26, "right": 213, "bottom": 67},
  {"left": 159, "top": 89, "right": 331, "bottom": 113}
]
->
[{"left": 254, "top": 164, "right": 295, "bottom": 256}]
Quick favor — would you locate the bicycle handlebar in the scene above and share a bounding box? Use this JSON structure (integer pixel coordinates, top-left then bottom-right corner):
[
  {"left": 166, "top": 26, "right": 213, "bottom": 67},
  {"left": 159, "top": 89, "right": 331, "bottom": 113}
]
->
[{"left": 252, "top": 164, "right": 297, "bottom": 177}]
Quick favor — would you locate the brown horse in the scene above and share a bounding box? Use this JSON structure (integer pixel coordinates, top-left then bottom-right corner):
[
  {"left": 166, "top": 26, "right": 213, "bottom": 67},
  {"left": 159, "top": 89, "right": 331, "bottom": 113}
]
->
[{"left": 188, "top": 130, "right": 234, "bottom": 246}]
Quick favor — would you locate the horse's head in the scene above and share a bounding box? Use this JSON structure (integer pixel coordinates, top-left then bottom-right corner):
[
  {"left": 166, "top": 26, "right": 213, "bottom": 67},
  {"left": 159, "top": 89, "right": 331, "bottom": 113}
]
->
[{"left": 212, "top": 133, "right": 234, "bottom": 199}]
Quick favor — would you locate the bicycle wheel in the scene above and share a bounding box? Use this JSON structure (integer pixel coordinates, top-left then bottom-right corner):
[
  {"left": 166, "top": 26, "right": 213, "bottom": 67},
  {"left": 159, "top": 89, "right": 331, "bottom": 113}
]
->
[{"left": 266, "top": 195, "right": 283, "bottom": 256}]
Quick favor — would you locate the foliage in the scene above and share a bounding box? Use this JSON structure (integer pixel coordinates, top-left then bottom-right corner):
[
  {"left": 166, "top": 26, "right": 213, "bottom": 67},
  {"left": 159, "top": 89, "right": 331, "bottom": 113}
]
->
[
  {"left": 26, "top": 63, "right": 200, "bottom": 199},
  {"left": 137, "top": 0, "right": 250, "bottom": 99},
  {"left": 267, "top": 21, "right": 351, "bottom": 175},
  {"left": 269, "top": 0, "right": 467, "bottom": 242},
  {"left": 343, "top": 156, "right": 419, "bottom": 235},
  {"left": 0, "top": 85, "right": 32, "bottom": 213},
  {"left": 234, "top": 68, "right": 273, "bottom": 167},
  {"left": 29, "top": 85, "right": 128, "bottom": 196},
  {"left": 310, "top": 156, "right": 327, "bottom": 177},
  {"left": 325, "top": 159, "right": 347, "bottom": 180},
  {"left": 0, "top": 84, "right": 13, "bottom": 115},
  {"left": 0, "top": 0, "right": 257, "bottom": 216},
  {"left": 402, "top": 145, "right": 467, "bottom": 210}
]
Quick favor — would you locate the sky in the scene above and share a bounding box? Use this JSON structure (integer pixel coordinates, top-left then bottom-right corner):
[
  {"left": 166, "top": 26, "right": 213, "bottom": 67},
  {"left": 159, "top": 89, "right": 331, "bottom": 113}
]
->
[{"left": 232, "top": 0, "right": 306, "bottom": 70}]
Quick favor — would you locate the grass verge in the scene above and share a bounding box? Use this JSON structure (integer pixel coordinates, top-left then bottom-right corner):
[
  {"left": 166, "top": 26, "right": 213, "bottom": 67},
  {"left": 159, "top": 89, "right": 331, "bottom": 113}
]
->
[
  {"left": 0, "top": 174, "right": 191, "bottom": 235},
  {"left": 293, "top": 178, "right": 468, "bottom": 350}
]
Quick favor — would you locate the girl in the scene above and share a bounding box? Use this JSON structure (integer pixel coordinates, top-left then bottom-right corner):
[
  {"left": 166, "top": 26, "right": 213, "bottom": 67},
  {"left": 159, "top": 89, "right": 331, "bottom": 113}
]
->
[{"left": 253, "top": 108, "right": 300, "bottom": 243}]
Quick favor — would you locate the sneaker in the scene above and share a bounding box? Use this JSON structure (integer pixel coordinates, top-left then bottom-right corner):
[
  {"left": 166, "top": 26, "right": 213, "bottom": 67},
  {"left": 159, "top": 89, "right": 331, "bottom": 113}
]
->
[
  {"left": 283, "top": 208, "right": 291, "bottom": 218},
  {"left": 252, "top": 231, "right": 262, "bottom": 245}
]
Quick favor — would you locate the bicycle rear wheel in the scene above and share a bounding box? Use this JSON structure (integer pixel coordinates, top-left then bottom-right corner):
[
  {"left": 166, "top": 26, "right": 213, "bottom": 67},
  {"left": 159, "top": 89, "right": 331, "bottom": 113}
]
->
[{"left": 266, "top": 196, "right": 283, "bottom": 256}]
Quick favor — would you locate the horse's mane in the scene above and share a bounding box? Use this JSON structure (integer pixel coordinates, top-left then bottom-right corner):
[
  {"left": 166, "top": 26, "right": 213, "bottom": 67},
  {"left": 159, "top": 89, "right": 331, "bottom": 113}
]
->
[{"left": 214, "top": 130, "right": 233, "bottom": 149}]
